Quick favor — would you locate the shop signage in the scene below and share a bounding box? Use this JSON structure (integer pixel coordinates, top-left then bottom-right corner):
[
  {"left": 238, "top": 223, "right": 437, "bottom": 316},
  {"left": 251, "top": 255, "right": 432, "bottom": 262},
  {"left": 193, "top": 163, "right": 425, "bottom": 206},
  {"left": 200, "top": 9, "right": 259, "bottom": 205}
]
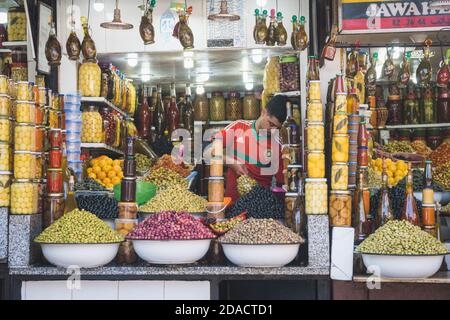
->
[{"left": 339, "top": 0, "right": 450, "bottom": 34}]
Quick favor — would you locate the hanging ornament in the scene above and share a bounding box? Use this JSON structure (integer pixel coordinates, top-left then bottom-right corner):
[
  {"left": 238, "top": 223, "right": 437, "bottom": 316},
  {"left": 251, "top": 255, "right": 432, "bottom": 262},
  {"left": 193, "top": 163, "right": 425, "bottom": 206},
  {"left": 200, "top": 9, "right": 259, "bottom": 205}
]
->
[
  {"left": 81, "top": 16, "right": 97, "bottom": 62},
  {"left": 177, "top": 6, "right": 194, "bottom": 49},
  {"left": 397, "top": 51, "right": 411, "bottom": 88},
  {"left": 66, "top": 0, "right": 81, "bottom": 60},
  {"left": 140, "top": 0, "right": 156, "bottom": 45},
  {"left": 45, "top": 17, "right": 62, "bottom": 66},
  {"left": 416, "top": 39, "right": 433, "bottom": 87},
  {"left": 274, "top": 12, "right": 287, "bottom": 46},
  {"left": 254, "top": 9, "right": 268, "bottom": 45},
  {"left": 383, "top": 48, "right": 395, "bottom": 80}
]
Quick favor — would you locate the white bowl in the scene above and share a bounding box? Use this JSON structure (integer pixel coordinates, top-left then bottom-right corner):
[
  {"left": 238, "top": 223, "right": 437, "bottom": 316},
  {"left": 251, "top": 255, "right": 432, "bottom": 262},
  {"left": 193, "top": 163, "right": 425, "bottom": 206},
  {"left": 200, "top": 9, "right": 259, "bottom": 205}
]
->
[
  {"left": 361, "top": 253, "right": 445, "bottom": 279},
  {"left": 414, "top": 191, "right": 450, "bottom": 205},
  {"left": 40, "top": 243, "right": 120, "bottom": 268},
  {"left": 132, "top": 239, "right": 212, "bottom": 264},
  {"left": 445, "top": 243, "right": 450, "bottom": 271},
  {"left": 221, "top": 243, "right": 300, "bottom": 267}
]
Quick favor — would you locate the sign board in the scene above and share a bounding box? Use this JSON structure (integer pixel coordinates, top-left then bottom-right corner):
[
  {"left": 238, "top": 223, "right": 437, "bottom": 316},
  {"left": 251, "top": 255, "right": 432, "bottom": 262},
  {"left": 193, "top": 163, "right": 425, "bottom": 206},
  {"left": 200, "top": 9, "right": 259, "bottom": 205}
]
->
[
  {"left": 339, "top": 0, "right": 450, "bottom": 34},
  {"left": 37, "top": 1, "right": 52, "bottom": 74}
]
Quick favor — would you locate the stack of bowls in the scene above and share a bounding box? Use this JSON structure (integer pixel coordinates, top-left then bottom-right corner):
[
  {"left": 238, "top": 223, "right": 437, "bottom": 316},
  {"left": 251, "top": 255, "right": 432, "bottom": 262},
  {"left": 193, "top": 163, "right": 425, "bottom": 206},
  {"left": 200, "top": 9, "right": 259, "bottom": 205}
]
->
[{"left": 64, "top": 93, "right": 82, "bottom": 180}]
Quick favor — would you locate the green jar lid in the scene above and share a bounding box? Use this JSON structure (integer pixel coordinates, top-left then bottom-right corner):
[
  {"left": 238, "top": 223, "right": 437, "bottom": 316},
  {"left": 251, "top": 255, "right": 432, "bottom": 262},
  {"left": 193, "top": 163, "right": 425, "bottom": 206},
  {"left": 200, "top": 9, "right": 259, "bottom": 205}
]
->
[{"left": 280, "top": 55, "right": 298, "bottom": 64}]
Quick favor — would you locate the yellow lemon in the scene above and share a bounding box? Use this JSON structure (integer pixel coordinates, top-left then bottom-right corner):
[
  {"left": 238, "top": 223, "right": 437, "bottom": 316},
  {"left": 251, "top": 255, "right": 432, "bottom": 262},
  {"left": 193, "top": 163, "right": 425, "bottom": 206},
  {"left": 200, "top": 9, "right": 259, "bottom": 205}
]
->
[
  {"left": 385, "top": 158, "right": 393, "bottom": 166},
  {"left": 388, "top": 177, "right": 395, "bottom": 186},
  {"left": 103, "top": 165, "right": 113, "bottom": 173},
  {"left": 112, "top": 177, "right": 121, "bottom": 185},
  {"left": 93, "top": 166, "right": 102, "bottom": 174},
  {"left": 107, "top": 170, "right": 116, "bottom": 179},
  {"left": 117, "top": 171, "right": 124, "bottom": 179},
  {"left": 98, "top": 159, "right": 106, "bottom": 168},
  {"left": 102, "top": 178, "right": 111, "bottom": 185},
  {"left": 375, "top": 158, "right": 382, "bottom": 167},
  {"left": 87, "top": 168, "right": 93, "bottom": 175},
  {"left": 105, "top": 157, "right": 113, "bottom": 166},
  {"left": 395, "top": 170, "right": 404, "bottom": 178},
  {"left": 88, "top": 172, "right": 97, "bottom": 179},
  {"left": 389, "top": 164, "right": 397, "bottom": 173},
  {"left": 113, "top": 159, "right": 121, "bottom": 167},
  {"left": 97, "top": 171, "right": 107, "bottom": 180},
  {"left": 113, "top": 165, "right": 122, "bottom": 173},
  {"left": 90, "top": 159, "right": 98, "bottom": 167}
]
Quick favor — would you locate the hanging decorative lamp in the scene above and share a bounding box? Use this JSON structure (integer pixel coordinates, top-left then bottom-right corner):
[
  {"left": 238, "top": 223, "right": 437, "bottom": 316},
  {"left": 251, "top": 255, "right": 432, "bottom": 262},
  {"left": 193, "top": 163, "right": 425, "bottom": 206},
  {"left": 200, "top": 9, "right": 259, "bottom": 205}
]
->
[
  {"left": 208, "top": 0, "right": 240, "bottom": 21},
  {"left": 101, "top": 0, "right": 133, "bottom": 30}
]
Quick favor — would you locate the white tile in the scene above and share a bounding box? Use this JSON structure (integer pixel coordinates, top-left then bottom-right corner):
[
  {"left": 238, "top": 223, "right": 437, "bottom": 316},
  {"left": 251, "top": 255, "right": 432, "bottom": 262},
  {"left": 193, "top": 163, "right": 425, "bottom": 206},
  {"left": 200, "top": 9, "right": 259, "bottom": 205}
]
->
[
  {"left": 24, "top": 281, "right": 72, "bottom": 300},
  {"left": 164, "top": 281, "right": 210, "bottom": 300},
  {"left": 118, "top": 281, "right": 164, "bottom": 300},
  {"left": 72, "top": 281, "right": 118, "bottom": 300},
  {"left": 331, "top": 227, "right": 355, "bottom": 281}
]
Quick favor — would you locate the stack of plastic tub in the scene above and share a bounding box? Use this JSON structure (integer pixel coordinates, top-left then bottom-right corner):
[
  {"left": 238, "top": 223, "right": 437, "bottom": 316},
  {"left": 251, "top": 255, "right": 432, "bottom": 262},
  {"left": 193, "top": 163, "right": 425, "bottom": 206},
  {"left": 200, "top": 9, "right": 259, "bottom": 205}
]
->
[{"left": 64, "top": 93, "right": 82, "bottom": 180}]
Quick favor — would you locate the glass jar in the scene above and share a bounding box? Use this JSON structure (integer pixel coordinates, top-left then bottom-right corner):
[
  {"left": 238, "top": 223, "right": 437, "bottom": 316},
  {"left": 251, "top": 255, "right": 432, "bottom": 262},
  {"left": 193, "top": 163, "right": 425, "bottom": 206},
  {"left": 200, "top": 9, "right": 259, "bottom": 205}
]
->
[
  {"left": 0, "top": 116, "right": 11, "bottom": 142},
  {"left": 7, "top": 8, "right": 26, "bottom": 41},
  {"left": 226, "top": 91, "right": 242, "bottom": 121},
  {"left": 387, "top": 95, "right": 402, "bottom": 125},
  {"left": 11, "top": 63, "right": 27, "bottom": 82},
  {"left": 307, "top": 100, "right": 323, "bottom": 122},
  {"left": 118, "top": 201, "right": 138, "bottom": 219},
  {"left": 287, "top": 164, "right": 302, "bottom": 193},
  {"left": 332, "top": 134, "right": 349, "bottom": 162},
  {"left": 10, "top": 180, "right": 38, "bottom": 214},
  {"left": 99, "top": 106, "right": 117, "bottom": 146},
  {"left": 112, "top": 114, "right": 121, "bottom": 148},
  {"left": 34, "top": 153, "right": 43, "bottom": 179},
  {"left": 0, "top": 142, "right": 11, "bottom": 171},
  {"left": 47, "top": 168, "right": 63, "bottom": 193},
  {"left": 329, "top": 191, "right": 352, "bottom": 227},
  {"left": 0, "top": 76, "right": 8, "bottom": 95},
  {"left": 78, "top": 61, "right": 101, "bottom": 97},
  {"left": 210, "top": 159, "right": 223, "bottom": 177},
  {"left": 35, "top": 126, "right": 46, "bottom": 152},
  {"left": 35, "top": 105, "right": 45, "bottom": 125},
  {"left": 15, "top": 101, "right": 35, "bottom": 123},
  {"left": 210, "top": 92, "right": 225, "bottom": 121},
  {"left": 43, "top": 193, "right": 65, "bottom": 228},
  {"left": 306, "top": 122, "right": 324, "bottom": 151},
  {"left": 100, "top": 67, "right": 109, "bottom": 98},
  {"left": 16, "top": 81, "right": 31, "bottom": 101},
  {"left": 438, "top": 91, "right": 450, "bottom": 123},
  {"left": 194, "top": 93, "right": 209, "bottom": 121},
  {"left": 0, "top": 94, "right": 10, "bottom": 117},
  {"left": 333, "top": 112, "right": 348, "bottom": 134},
  {"left": 426, "top": 128, "right": 442, "bottom": 150},
  {"left": 307, "top": 151, "right": 325, "bottom": 178},
  {"left": 14, "top": 123, "right": 35, "bottom": 151},
  {"left": 14, "top": 151, "right": 36, "bottom": 179},
  {"left": 285, "top": 193, "right": 298, "bottom": 230},
  {"left": 263, "top": 56, "right": 280, "bottom": 95},
  {"left": 243, "top": 91, "right": 260, "bottom": 120},
  {"left": 279, "top": 55, "right": 300, "bottom": 92},
  {"left": 81, "top": 105, "right": 103, "bottom": 143},
  {"left": 0, "top": 172, "right": 11, "bottom": 207},
  {"left": 208, "top": 177, "right": 225, "bottom": 203},
  {"left": 331, "top": 163, "right": 349, "bottom": 190},
  {"left": 305, "top": 178, "right": 328, "bottom": 214}
]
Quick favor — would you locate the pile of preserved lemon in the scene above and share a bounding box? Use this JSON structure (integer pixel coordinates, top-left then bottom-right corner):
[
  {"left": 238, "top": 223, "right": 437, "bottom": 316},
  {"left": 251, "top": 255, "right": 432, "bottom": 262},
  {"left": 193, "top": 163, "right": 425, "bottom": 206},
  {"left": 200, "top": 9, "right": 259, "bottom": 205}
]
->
[
  {"left": 371, "top": 158, "right": 408, "bottom": 187},
  {"left": 87, "top": 155, "right": 124, "bottom": 189}
]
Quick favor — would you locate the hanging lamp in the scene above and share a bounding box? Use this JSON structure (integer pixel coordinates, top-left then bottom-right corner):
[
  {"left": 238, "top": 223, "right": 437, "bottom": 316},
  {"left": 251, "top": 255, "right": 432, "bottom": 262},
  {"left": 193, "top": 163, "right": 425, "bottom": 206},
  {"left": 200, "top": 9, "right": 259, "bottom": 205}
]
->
[
  {"left": 208, "top": 0, "right": 240, "bottom": 21},
  {"left": 101, "top": 0, "right": 133, "bottom": 30}
]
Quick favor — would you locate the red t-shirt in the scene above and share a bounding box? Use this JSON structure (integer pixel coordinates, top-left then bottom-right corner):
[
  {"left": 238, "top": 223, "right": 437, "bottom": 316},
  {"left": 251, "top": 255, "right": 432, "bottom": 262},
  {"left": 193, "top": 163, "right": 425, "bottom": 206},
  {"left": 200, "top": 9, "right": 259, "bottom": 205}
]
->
[{"left": 216, "top": 120, "right": 284, "bottom": 203}]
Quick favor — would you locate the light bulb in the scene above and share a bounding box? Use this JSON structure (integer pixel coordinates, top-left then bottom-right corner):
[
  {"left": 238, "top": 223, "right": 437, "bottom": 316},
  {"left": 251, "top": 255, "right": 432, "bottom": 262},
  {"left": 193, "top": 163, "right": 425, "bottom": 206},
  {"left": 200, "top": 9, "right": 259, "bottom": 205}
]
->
[
  {"left": 0, "top": 11, "right": 7, "bottom": 24},
  {"left": 251, "top": 49, "right": 264, "bottom": 64},
  {"left": 127, "top": 53, "right": 138, "bottom": 67},
  {"left": 141, "top": 74, "right": 151, "bottom": 82},
  {"left": 184, "top": 57, "right": 194, "bottom": 69},
  {"left": 256, "top": 0, "right": 268, "bottom": 7},
  {"left": 93, "top": 0, "right": 104, "bottom": 12},
  {"left": 245, "top": 82, "right": 254, "bottom": 91},
  {"left": 196, "top": 85, "right": 205, "bottom": 95}
]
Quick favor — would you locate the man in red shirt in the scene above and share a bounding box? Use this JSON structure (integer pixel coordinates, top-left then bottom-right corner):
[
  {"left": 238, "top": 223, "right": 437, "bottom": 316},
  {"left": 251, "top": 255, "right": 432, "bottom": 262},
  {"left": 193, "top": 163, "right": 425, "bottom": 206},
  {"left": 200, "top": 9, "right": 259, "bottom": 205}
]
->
[{"left": 214, "top": 95, "right": 288, "bottom": 202}]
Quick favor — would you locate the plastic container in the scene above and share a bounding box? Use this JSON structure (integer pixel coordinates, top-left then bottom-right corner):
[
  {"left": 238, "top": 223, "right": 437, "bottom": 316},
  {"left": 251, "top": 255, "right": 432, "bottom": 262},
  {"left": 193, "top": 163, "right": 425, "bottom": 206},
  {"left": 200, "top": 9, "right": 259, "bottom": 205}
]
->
[
  {"left": 0, "top": 116, "right": 11, "bottom": 142},
  {"left": 66, "top": 140, "right": 81, "bottom": 152},
  {"left": 64, "top": 102, "right": 80, "bottom": 112},
  {"left": 68, "top": 160, "right": 83, "bottom": 173},
  {"left": 64, "top": 93, "right": 81, "bottom": 105},
  {"left": 66, "top": 150, "right": 81, "bottom": 162},
  {"left": 65, "top": 110, "right": 82, "bottom": 121},
  {"left": 65, "top": 130, "right": 81, "bottom": 142},
  {"left": 66, "top": 119, "right": 82, "bottom": 132},
  {"left": 10, "top": 180, "right": 38, "bottom": 215},
  {"left": 0, "top": 172, "right": 11, "bottom": 207},
  {"left": 14, "top": 123, "right": 35, "bottom": 151}
]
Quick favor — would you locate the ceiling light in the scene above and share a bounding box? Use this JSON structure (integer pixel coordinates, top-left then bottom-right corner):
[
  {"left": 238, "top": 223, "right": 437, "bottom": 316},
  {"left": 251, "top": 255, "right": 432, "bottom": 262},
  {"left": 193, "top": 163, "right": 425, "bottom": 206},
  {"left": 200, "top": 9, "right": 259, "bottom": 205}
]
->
[
  {"left": 251, "top": 49, "right": 264, "bottom": 64},
  {"left": 242, "top": 71, "right": 253, "bottom": 83},
  {"left": 127, "top": 53, "right": 138, "bottom": 67},
  {"left": 184, "top": 57, "right": 194, "bottom": 69},
  {"left": 0, "top": 11, "right": 7, "bottom": 24},
  {"left": 242, "top": 57, "right": 250, "bottom": 70},
  {"left": 93, "top": 0, "right": 105, "bottom": 12},
  {"left": 183, "top": 50, "right": 194, "bottom": 58},
  {"left": 245, "top": 82, "right": 254, "bottom": 91},
  {"left": 141, "top": 74, "right": 151, "bottom": 82},
  {"left": 208, "top": 1, "right": 240, "bottom": 22},
  {"left": 256, "top": 0, "right": 268, "bottom": 7},
  {"left": 196, "top": 85, "right": 205, "bottom": 95},
  {"left": 100, "top": 0, "right": 133, "bottom": 30}
]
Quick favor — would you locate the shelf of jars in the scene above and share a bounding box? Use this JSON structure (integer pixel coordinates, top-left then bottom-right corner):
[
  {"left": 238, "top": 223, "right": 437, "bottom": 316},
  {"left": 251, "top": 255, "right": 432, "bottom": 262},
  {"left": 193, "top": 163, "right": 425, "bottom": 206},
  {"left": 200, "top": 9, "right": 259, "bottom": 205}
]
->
[
  {"left": 80, "top": 143, "right": 124, "bottom": 156},
  {"left": 384, "top": 123, "right": 450, "bottom": 130},
  {"left": 80, "top": 97, "right": 130, "bottom": 119},
  {"left": 274, "top": 91, "right": 301, "bottom": 97},
  {"left": 2, "top": 41, "right": 27, "bottom": 48}
]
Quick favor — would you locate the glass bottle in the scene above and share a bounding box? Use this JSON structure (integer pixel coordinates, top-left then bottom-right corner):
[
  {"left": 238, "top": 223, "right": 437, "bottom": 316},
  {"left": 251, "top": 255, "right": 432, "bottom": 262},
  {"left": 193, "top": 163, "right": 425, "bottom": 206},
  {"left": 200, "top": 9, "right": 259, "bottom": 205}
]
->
[
  {"left": 335, "top": 73, "right": 346, "bottom": 94},
  {"left": 297, "top": 16, "right": 308, "bottom": 51},
  {"left": 416, "top": 40, "right": 432, "bottom": 87},
  {"left": 81, "top": 16, "right": 97, "bottom": 62},
  {"left": 275, "top": 12, "right": 288, "bottom": 46},
  {"left": 358, "top": 121, "right": 369, "bottom": 148},
  {"left": 321, "top": 25, "right": 338, "bottom": 61},
  {"left": 280, "top": 101, "right": 300, "bottom": 145},
  {"left": 424, "top": 160, "right": 433, "bottom": 187},
  {"left": 376, "top": 159, "right": 394, "bottom": 228},
  {"left": 398, "top": 51, "right": 411, "bottom": 88},
  {"left": 255, "top": 10, "right": 268, "bottom": 45},
  {"left": 64, "top": 174, "right": 77, "bottom": 215},
  {"left": 347, "top": 87, "right": 359, "bottom": 114},
  {"left": 401, "top": 163, "right": 420, "bottom": 226},
  {"left": 167, "top": 83, "right": 179, "bottom": 137},
  {"left": 266, "top": 9, "right": 277, "bottom": 47},
  {"left": 365, "top": 53, "right": 377, "bottom": 96},
  {"left": 183, "top": 84, "right": 194, "bottom": 136},
  {"left": 66, "top": 19, "right": 81, "bottom": 61},
  {"left": 293, "top": 180, "right": 306, "bottom": 238},
  {"left": 403, "top": 86, "right": 420, "bottom": 124},
  {"left": 354, "top": 170, "right": 371, "bottom": 244},
  {"left": 346, "top": 49, "right": 358, "bottom": 78},
  {"left": 154, "top": 84, "right": 166, "bottom": 138},
  {"left": 383, "top": 49, "right": 395, "bottom": 80},
  {"left": 422, "top": 87, "right": 436, "bottom": 124},
  {"left": 45, "top": 21, "right": 62, "bottom": 66},
  {"left": 177, "top": 11, "right": 194, "bottom": 50},
  {"left": 437, "top": 49, "right": 450, "bottom": 88},
  {"left": 138, "top": 86, "right": 151, "bottom": 141},
  {"left": 306, "top": 56, "right": 319, "bottom": 81}
]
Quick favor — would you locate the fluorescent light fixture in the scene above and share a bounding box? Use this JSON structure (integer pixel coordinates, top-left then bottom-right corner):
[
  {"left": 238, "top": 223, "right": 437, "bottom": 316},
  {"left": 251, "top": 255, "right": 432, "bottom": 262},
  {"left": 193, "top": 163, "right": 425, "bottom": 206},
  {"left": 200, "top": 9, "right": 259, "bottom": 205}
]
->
[
  {"left": 93, "top": 0, "right": 105, "bottom": 12},
  {"left": 245, "top": 82, "right": 254, "bottom": 91},
  {"left": 196, "top": 85, "right": 205, "bottom": 95},
  {"left": 242, "top": 56, "right": 250, "bottom": 70},
  {"left": 242, "top": 71, "right": 253, "bottom": 83},
  {"left": 127, "top": 53, "right": 138, "bottom": 67},
  {"left": 184, "top": 57, "right": 194, "bottom": 69},
  {"left": 0, "top": 11, "right": 7, "bottom": 24}
]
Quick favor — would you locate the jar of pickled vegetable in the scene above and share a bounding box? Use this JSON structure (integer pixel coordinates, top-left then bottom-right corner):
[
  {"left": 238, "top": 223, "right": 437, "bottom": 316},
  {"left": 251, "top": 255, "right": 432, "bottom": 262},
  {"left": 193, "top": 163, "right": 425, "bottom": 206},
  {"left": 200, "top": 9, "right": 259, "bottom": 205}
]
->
[
  {"left": 14, "top": 123, "right": 35, "bottom": 151},
  {"left": 16, "top": 82, "right": 31, "bottom": 101},
  {"left": 35, "top": 126, "right": 46, "bottom": 152},
  {"left": 78, "top": 61, "right": 101, "bottom": 97},
  {"left": 99, "top": 106, "right": 116, "bottom": 146},
  {"left": 10, "top": 180, "right": 38, "bottom": 214},
  {"left": 15, "top": 101, "right": 35, "bottom": 123},
  {"left": 194, "top": 93, "right": 209, "bottom": 121},
  {"left": 34, "top": 153, "right": 43, "bottom": 179},
  {"left": 329, "top": 191, "right": 352, "bottom": 227},
  {"left": 0, "top": 76, "right": 8, "bottom": 95},
  {"left": 43, "top": 193, "right": 65, "bottom": 228},
  {"left": 0, "top": 94, "right": 10, "bottom": 117},
  {"left": 331, "top": 163, "right": 349, "bottom": 190},
  {"left": 306, "top": 122, "right": 324, "bottom": 151},
  {"left": 127, "top": 81, "right": 136, "bottom": 115},
  {"left": 307, "top": 100, "right": 323, "bottom": 122},
  {"left": 332, "top": 134, "right": 349, "bottom": 162},
  {"left": 305, "top": 178, "right": 328, "bottom": 215},
  {"left": 263, "top": 56, "right": 280, "bottom": 95},
  {"left": 81, "top": 105, "right": 103, "bottom": 143},
  {"left": 333, "top": 112, "right": 348, "bottom": 134},
  {"left": 387, "top": 95, "right": 402, "bottom": 125},
  {"left": 226, "top": 91, "right": 242, "bottom": 121},
  {"left": 0, "top": 172, "right": 11, "bottom": 207},
  {"left": 7, "top": 8, "right": 27, "bottom": 41},
  {"left": 307, "top": 151, "right": 325, "bottom": 178},
  {"left": 11, "top": 63, "right": 27, "bottom": 82},
  {"left": 243, "top": 91, "right": 260, "bottom": 120},
  {"left": 0, "top": 116, "right": 11, "bottom": 142},
  {"left": 113, "top": 114, "right": 121, "bottom": 148},
  {"left": 426, "top": 128, "right": 442, "bottom": 150},
  {"left": 210, "top": 92, "right": 225, "bottom": 121},
  {"left": 279, "top": 55, "right": 300, "bottom": 92},
  {"left": 0, "top": 142, "right": 11, "bottom": 171},
  {"left": 48, "top": 108, "right": 59, "bottom": 128},
  {"left": 14, "top": 151, "right": 36, "bottom": 179}
]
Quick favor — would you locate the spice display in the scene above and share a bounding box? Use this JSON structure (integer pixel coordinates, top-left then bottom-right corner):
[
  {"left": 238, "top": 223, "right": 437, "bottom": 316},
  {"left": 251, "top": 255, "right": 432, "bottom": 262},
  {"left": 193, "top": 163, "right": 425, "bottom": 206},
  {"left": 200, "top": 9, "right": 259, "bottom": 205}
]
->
[
  {"left": 331, "top": 163, "right": 348, "bottom": 190},
  {"left": 10, "top": 180, "right": 38, "bottom": 214},
  {"left": 329, "top": 191, "right": 352, "bottom": 227},
  {"left": 0, "top": 143, "right": 11, "bottom": 171},
  {"left": 151, "top": 154, "right": 192, "bottom": 177},
  {"left": 7, "top": 8, "right": 27, "bottom": 41},
  {"left": 382, "top": 141, "right": 415, "bottom": 154},
  {"left": 307, "top": 151, "right": 325, "bottom": 178},
  {"left": 0, "top": 173, "right": 11, "bottom": 207},
  {"left": 226, "top": 91, "right": 242, "bottom": 121},
  {"left": 208, "top": 177, "right": 224, "bottom": 203},
  {"left": 219, "top": 219, "right": 303, "bottom": 244},
  {"left": 13, "top": 151, "right": 36, "bottom": 179},
  {"left": 429, "top": 143, "right": 450, "bottom": 167},
  {"left": 141, "top": 167, "right": 188, "bottom": 191},
  {"left": 127, "top": 211, "right": 215, "bottom": 240},
  {"left": 139, "top": 185, "right": 206, "bottom": 213},
  {"left": 0, "top": 117, "right": 11, "bottom": 142},
  {"left": 356, "top": 220, "right": 448, "bottom": 255},
  {"left": 227, "top": 185, "right": 284, "bottom": 219},
  {"left": 410, "top": 140, "right": 432, "bottom": 158},
  {"left": 81, "top": 105, "right": 103, "bottom": 143},
  {"left": 306, "top": 123, "right": 324, "bottom": 151},
  {"left": 307, "top": 100, "right": 323, "bottom": 122},
  {"left": 78, "top": 62, "right": 101, "bottom": 97},
  {"left": 35, "top": 209, "right": 124, "bottom": 243},
  {"left": 305, "top": 178, "right": 327, "bottom": 214},
  {"left": 87, "top": 156, "right": 123, "bottom": 189},
  {"left": 332, "top": 134, "right": 349, "bottom": 162},
  {"left": 209, "top": 91, "right": 226, "bottom": 121}
]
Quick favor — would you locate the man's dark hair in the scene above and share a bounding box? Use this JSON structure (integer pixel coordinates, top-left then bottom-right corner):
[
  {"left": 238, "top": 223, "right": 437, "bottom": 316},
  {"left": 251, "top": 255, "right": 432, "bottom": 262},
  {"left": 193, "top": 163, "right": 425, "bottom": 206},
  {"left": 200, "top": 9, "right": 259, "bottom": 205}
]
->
[{"left": 266, "top": 95, "right": 288, "bottom": 124}]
